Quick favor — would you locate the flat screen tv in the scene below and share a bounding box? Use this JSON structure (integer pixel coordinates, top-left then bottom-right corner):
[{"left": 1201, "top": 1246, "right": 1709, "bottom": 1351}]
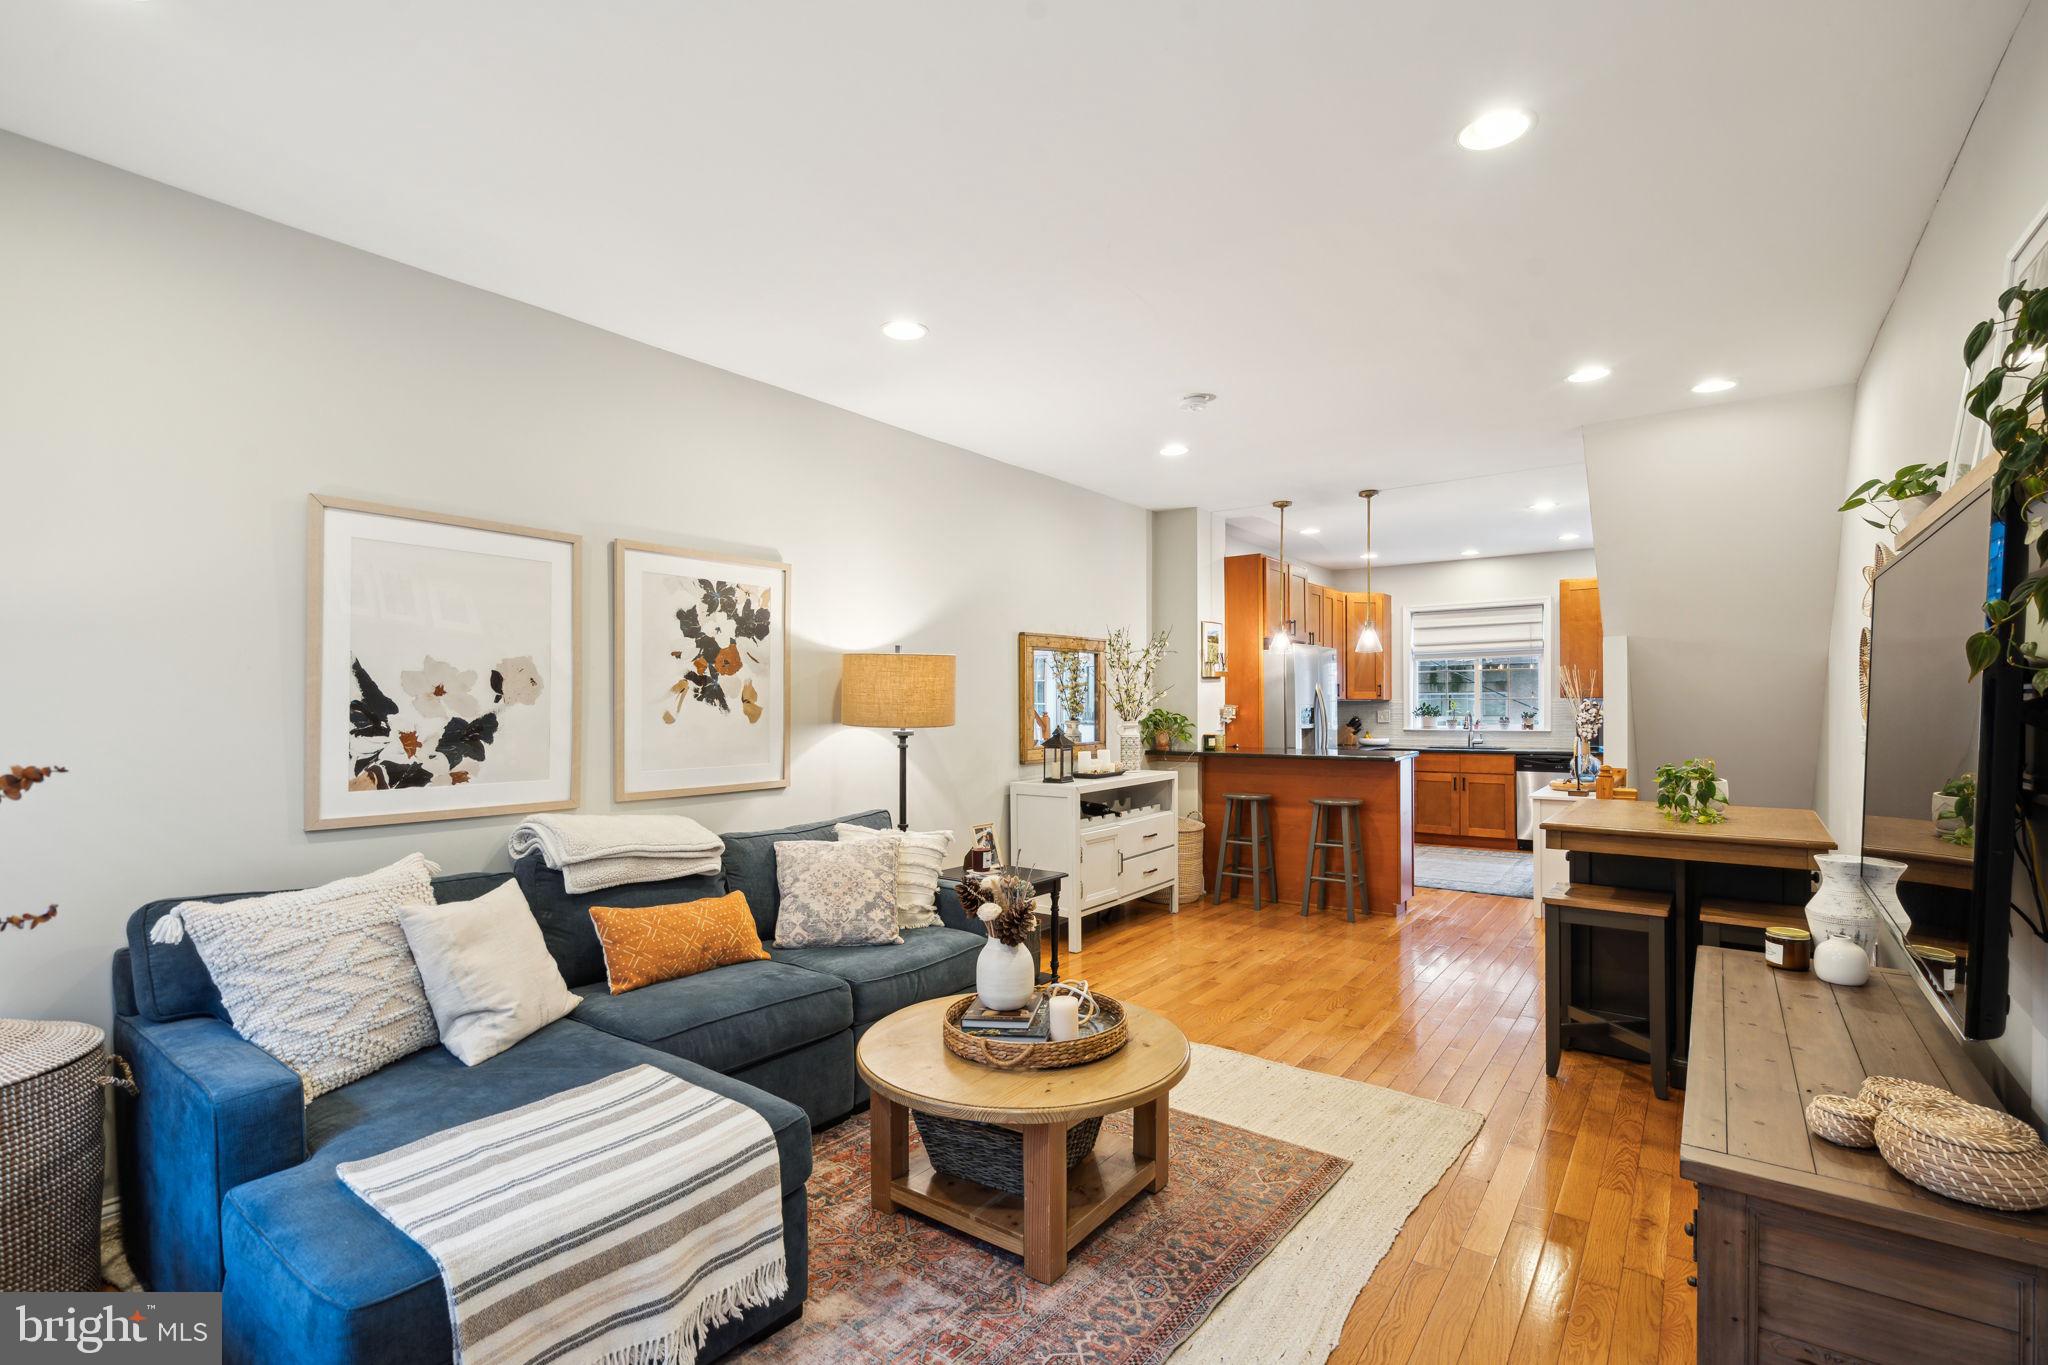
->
[{"left": 1862, "top": 476, "right": 2026, "bottom": 1039}]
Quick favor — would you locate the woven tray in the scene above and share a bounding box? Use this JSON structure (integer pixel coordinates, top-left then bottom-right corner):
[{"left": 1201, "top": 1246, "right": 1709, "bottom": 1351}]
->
[
  {"left": 1875, "top": 1099, "right": 2048, "bottom": 1212},
  {"left": 1805, "top": 1093, "right": 1880, "bottom": 1148},
  {"left": 1858, "top": 1075, "right": 1972, "bottom": 1113},
  {"left": 943, "top": 991, "right": 1128, "bottom": 1070}
]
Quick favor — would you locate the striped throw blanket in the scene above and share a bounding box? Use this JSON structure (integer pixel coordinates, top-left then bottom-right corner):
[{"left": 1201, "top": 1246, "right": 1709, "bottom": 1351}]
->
[{"left": 337, "top": 1066, "right": 786, "bottom": 1365}]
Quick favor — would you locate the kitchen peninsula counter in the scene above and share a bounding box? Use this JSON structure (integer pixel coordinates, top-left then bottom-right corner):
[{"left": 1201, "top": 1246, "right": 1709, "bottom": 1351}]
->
[{"left": 1198, "top": 749, "right": 1414, "bottom": 914}]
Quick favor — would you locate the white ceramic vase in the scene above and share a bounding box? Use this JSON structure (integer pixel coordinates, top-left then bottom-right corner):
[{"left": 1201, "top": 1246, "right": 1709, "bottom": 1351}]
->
[
  {"left": 1814, "top": 936, "right": 1871, "bottom": 988},
  {"left": 1859, "top": 856, "right": 1909, "bottom": 938},
  {"left": 976, "top": 938, "right": 1037, "bottom": 1011},
  {"left": 1932, "top": 791, "right": 1963, "bottom": 833},
  {"left": 1118, "top": 720, "right": 1143, "bottom": 770},
  {"left": 1806, "top": 853, "right": 1880, "bottom": 972}
]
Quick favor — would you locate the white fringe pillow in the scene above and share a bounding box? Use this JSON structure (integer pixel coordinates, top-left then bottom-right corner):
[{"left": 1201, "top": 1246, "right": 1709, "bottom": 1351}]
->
[
  {"left": 835, "top": 823, "right": 952, "bottom": 930},
  {"left": 151, "top": 853, "right": 442, "bottom": 1101}
]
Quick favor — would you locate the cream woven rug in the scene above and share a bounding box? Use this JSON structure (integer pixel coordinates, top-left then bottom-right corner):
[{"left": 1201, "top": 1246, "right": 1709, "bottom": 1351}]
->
[{"left": 1166, "top": 1043, "right": 1482, "bottom": 1364}]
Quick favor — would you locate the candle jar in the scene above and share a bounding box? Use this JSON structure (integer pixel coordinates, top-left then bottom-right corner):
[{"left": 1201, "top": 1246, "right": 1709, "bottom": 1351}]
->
[{"left": 1049, "top": 995, "right": 1081, "bottom": 1042}]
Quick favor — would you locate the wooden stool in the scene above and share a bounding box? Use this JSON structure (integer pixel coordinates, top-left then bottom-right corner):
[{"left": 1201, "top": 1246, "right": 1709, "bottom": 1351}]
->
[
  {"left": 1212, "top": 793, "right": 1279, "bottom": 910},
  {"left": 1700, "top": 898, "right": 1808, "bottom": 948},
  {"left": 1543, "top": 883, "right": 1675, "bottom": 1099},
  {"left": 1300, "top": 798, "right": 1367, "bottom": 921}
]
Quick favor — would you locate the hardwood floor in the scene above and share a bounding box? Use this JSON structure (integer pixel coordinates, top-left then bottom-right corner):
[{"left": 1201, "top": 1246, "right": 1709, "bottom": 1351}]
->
[{"left": 1057, "top": 886, "right": 1695, "bottom": 1365}]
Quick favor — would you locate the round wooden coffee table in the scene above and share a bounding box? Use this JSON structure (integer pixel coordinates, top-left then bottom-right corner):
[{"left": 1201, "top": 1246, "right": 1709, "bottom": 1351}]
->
[{"left": 856, "top": 995, "right": 1191, "bottom": 1283}]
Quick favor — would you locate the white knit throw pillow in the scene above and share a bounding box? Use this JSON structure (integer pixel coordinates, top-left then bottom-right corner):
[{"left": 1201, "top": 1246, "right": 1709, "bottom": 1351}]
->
[
  {"left": 834, "top": 823, "right": 952, "bottom": 930},
  {"left": 152, "top": 853, "right": 442, "bottom": 1101}
]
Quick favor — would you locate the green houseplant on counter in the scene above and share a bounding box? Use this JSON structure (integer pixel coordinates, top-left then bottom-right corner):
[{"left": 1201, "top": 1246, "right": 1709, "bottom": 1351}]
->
[
  {"left": 1934, "top": 773, "right": 1977, "bottom": 847},
  {"left": 1415, "top": 702, "right": 1442, "bottom": 729},
  {"left": 1839, "top": 461, "right": 1947, "bottom": 534},
  {"left": 1656, "top": 757, "right": 1728, "bottom": 825},
  {"left": 1139, "top": 707, "right": 1193, "bottom": 753}
]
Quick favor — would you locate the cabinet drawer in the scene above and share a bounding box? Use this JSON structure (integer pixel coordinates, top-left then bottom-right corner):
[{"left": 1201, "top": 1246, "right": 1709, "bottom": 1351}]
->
[
  {"left": 1416, "top": 753, "right": 1462, "bottom": 773},
  {"left": 1113, "top": 813, "right": 1176, "bottom": 859},
  {"left": 1118, "top": 845, "right": 1175, "bottom": 897}
]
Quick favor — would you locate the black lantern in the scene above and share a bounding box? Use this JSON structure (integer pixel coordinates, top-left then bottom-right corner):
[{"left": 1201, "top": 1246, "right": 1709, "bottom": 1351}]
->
[{"left": 1042, "top": 726, "right": 1075, "bottom": 783}]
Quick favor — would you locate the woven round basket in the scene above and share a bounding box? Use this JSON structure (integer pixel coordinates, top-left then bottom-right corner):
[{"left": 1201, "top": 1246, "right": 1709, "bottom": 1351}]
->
[
  {"left": 943, "top": 991, "right": 1128, "bottom": 1070},
  {"left": 1177, "top": 816, "right": 1204, "bottom": 906},
  {"left": 1858, "top": 1075, "right": 1971, "bottom": 1114},
  {"left": 913, "top": 1111, "right": 1104, "bottom": 1197},
  {"left": 0, "top": 1019, "right": 121, "bottom": 1291},
  {"left": 1874, "top": 1099, "right": 2048, "bottom": 1212},
  {"left": 1805, "top": 1093, "right": 1881, "bottom": 1148}
]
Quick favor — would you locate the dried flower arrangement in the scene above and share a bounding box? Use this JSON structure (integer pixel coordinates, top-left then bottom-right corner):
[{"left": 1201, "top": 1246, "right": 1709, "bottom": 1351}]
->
[
  {"left": 1050, "top": 650, "right": 1091, "bottom": 734},
  {"left": 1103, "top": 627, "right": 1172, "bottom": 723},
  {"left": 960, "top": 870, "right": 1036, "bottom": 948}
]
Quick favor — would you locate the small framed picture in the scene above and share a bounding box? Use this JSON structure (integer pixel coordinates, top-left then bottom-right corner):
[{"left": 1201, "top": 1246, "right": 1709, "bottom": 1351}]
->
[
  {"left": 1200, "top": 620, "right": 1226, "bottom": 679},
  {"left": 965, "top": 822, "right": 1003, "bottom": 872}
]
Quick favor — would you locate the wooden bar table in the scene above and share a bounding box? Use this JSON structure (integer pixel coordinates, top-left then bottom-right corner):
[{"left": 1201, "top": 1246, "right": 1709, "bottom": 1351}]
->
[
  {"left": 1542, "top": 800, "right": 1835, "bottom": 1079},
  {"left": 1197, "top": 748, "right": 1415, "bottom": 915}
]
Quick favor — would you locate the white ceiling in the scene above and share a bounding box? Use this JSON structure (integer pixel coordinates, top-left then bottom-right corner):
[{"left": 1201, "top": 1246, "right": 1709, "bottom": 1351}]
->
[
  {"left": 1225, "top": 463, "right": 1592, "bottom": 569},
  {"left": 0, "top": 1, "right": 2021, "bottom": 553}
]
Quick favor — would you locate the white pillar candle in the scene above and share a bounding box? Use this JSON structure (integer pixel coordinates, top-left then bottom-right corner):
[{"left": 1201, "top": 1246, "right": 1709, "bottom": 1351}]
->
[{"left": 1049, "top": 995, "right": 1082, "bottom": 1042}]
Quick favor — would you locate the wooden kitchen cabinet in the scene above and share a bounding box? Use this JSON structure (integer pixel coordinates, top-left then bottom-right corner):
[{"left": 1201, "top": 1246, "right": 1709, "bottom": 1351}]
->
[
  {"left": 1289, "top": 570, "right": 1309, "bottom": 638},
  {"left": 1342, "top": 592, "right": 1390, "bottom": 701},
  {"left": 1413, "top": 752, "right": 1516, "bottom": 848},
  {"left": 1558, "top": 577, "right": 1602, "bottom": 696},
  {"left": 1304, "top": 582, "right": 1326, "bottom": 645},
  {"left": 1263, "top": 558, "right": 1286, "bottom": 641}
]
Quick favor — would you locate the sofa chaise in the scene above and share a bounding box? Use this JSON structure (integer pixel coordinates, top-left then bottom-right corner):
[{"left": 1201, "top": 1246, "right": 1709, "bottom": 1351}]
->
[{"left": 110, "top": 808, "right": 992, "bottom": 1365}]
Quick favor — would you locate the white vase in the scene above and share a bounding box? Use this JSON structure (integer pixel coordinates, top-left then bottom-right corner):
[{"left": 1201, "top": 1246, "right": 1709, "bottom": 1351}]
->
[
  {"left": 1932, "top": 792, "right": 1963, "bottom": 833},
  {"left": 1118, "top": 720, "right": 1143, "bottom": 770},
  {"left": 976, "top": 938, "right": 1037, "bottom": 1011},
  {"left": 1806, "top": 853, "right": 1880, "bottom": 968},
  {"left": 1859, "top": 856, "right": 1909, "bottom": 940},
  {"left": 1814, "top": 936, "right": 1872, "bottom": 988}
]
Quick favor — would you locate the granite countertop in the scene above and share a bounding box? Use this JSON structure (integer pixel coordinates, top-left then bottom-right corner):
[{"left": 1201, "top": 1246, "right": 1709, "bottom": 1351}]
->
[{"left": 1200, "top": 746, "right": 1416, "bottom": 761}]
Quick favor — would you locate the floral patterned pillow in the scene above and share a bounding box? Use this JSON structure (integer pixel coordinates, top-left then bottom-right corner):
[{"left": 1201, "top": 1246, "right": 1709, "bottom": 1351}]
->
[{"left": 771, "top": 838, "right": 903, "bottom": 948}]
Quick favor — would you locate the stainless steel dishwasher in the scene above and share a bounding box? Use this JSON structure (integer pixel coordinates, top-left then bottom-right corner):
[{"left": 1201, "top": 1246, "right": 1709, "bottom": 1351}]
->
[{"left": 1515, "top": 751, "right": 1574, "bottom": 842}]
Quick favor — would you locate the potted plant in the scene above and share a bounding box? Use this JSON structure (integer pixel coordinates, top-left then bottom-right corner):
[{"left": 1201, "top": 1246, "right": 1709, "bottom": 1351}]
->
[
  {"left": 1839, "top": 461, "right": 1948, "bottom": 536},
  {"left": 1520, "top": 709, "right": 1538, "bottom": 730},
  {"left": 1933, "top": 773, "right": 1977, "bottom": 847},
  {"left": 1959, "top": 281, "right": 2048, "bottom": 684},
  {"left": 1415, "top": 702, "right": 1442, "bottom": 729},
  {"left": 1138, "top": 707, "right": 1192, "bottom": 753},
  {"left": 1655, "top": 757, "right": 1729, "bottom": 825}
]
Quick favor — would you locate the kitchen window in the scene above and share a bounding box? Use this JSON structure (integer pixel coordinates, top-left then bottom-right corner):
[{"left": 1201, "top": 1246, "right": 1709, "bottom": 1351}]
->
[{"left": 1406, "top": 599, "right": 1549, "bottom": 728}]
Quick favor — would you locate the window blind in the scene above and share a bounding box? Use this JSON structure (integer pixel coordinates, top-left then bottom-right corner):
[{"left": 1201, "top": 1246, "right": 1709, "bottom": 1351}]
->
[{"left": 1409, "top": 600, "right": 1545, "bottom": 657}]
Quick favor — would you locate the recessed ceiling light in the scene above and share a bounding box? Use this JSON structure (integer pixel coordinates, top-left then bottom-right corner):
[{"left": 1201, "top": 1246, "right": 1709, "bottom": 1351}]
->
[
  {"left": 1691, "top": 376, "right": 1737, "bottom": 394},
  {"left": 1460, "top": 548, "right": 1480, "bottom": 557},
  {"left": 1301, "top": 527, "right": 1320, "bottom": 536},
  {"left": 1159, "top": 442, "right": 1189, "bottom": 458},
  {"left": 1559, "top": 532, "right": 1581, "bottom": 542},
  {"left": 1457, "top": 108, "right": 1533, "bottom": 151},
  {"left": 1529, "top": 499, "right": 1558, "bottom": 513},
  {"left": 1566, "top": 364, "right": 1611, "bottom": 384},
  {"left": 1359, "top": 551, "right": 1379, "bottom": 561},
  {"left": 881, "top": 318, "right": 928, "bottom": 341}
]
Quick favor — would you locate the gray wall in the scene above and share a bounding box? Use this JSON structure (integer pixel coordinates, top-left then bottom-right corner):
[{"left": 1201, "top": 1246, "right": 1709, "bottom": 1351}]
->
[
  {"left": 1817, "top": 0, "right": 2048, "bottom": 1121},
  {"left": 0, "top": 131, "right": 1150, "bottom": 1031},
  {"left": 1582, "top": 388, "right": 1853, "bottom": 809}
]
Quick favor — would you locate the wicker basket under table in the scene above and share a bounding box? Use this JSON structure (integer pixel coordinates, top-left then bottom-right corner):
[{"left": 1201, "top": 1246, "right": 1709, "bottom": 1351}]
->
[{"left": 0, "top": 1019, "right": 119, "bottom": 1291}]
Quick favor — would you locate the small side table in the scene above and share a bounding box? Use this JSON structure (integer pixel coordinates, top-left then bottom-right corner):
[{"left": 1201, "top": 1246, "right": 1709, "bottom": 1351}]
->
[{"left": 940, "top": 865, "right": 1069, "bottom": 982}]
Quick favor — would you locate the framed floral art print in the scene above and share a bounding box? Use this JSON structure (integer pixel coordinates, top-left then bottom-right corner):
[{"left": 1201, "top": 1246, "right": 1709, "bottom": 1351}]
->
[
  {"left": 611, "top": 540, "right": 791, "bottom": 801},
  {"left": 305, "top": 495, "right": 581, "bottom": 830}
]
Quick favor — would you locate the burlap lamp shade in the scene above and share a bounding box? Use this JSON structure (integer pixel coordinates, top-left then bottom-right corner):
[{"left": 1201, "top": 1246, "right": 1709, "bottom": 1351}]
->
[{"left": 840, "top": 650, "right": 956, "bottom": 829}]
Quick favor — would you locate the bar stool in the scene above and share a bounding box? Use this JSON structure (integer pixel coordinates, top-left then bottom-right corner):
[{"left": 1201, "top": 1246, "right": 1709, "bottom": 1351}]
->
[
  {"left": 1212, "top": 793, "right": 1279, "bottom": 910},
  {"left": 1300, "top": 797, "right": 1368, "bottom": 921},
  {"left": 1543, "top": 882, "right": 1675, "bottom": 1099}
]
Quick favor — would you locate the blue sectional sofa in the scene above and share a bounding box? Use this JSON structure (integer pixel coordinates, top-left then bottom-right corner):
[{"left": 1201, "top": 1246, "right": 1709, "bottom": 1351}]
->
[{"left": 110, "top": 809, "right": 989, "bottom": 1365}]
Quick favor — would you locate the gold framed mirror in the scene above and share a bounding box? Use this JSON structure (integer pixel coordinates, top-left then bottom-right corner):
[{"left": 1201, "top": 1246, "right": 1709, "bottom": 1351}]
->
[{"left": 1017, "top": 633, "right": 1107, "bottom": 762}]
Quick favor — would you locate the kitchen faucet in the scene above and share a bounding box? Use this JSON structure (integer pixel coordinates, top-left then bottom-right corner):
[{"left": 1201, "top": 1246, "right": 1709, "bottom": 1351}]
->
[{"left": 1463, "top": 713, "right": 1487, "bottom": 748}]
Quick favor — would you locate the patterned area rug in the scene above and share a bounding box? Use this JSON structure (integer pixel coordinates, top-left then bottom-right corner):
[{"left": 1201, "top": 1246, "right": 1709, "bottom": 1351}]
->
[
  {"left": 1414, "top": 844, "right": 1534, "bottom": 898},
  {"left": 741, "top": 1108, "right": 1348, "bottom": 1364}
]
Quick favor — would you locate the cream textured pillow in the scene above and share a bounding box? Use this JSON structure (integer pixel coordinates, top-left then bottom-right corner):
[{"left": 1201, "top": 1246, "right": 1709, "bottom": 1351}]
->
[
  {"left": 772, "top": 838, "right": 902, "bottom": 947},
  {"left": 397, "top": 880, "right": 581, "bottom": 1065},
  {"left": 834, "top": 823, "right": 952, "bottom": 930},
  {"left": 153, "top": 853, "right": 441, "bottom": 1101}
]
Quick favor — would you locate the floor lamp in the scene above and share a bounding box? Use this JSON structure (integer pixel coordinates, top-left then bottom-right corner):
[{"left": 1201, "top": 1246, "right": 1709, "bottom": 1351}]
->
[{"left": 840, "top": 648, "right": 956, "bottom": 830}]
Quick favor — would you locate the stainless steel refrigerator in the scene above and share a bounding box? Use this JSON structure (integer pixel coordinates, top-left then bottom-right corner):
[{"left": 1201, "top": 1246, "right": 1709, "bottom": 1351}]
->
[{"left": 1261, "top": 645, "right": 1340, "bottom": 753}]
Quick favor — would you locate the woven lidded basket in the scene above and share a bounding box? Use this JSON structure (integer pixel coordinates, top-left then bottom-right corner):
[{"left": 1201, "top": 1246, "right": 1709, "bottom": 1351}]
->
[
  {"left": 1874, "top": 1099, "right": 2048, "bottom": 1212},
  {"left": 1858, "top": 1075, "right": 1971, "bottom": 1113},
  {"left": 943, "top": 992, "right": 1128, "bottom": 1070},
  {"left": 1177, "top": 816, "right": 1204, "bottom": 906},
  {"left": 0, "top": 1019, "right": 123, "bottom": 1291},
  {"left": 1805, "top": 1093, "right": 1880, "bottom": 1148}
]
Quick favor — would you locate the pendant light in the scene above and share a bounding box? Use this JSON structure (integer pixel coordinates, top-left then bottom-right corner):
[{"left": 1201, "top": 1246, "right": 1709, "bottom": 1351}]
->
[
  {"left": 1355, "top": 489, "right": 1384, "bottom": 653},
  {"left": 1269, "top": 499, "right": 1294, "bottom": 653}
]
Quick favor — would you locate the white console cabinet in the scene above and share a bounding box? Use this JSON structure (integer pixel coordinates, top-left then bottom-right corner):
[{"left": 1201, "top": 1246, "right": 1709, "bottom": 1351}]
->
[{"left": 1008, "top": 770, "right": 1179, "bottom": 953}]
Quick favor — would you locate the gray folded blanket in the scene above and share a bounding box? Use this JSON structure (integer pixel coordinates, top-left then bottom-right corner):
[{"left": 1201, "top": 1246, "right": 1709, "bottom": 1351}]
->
[{"left": 508, "top": 813, "right": 725, "bottom": 893}]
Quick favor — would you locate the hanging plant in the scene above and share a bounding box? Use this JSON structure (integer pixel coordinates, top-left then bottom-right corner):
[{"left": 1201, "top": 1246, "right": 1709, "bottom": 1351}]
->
[{"left": 1962, "top": 282, "right": 2048, "bottom": 683}]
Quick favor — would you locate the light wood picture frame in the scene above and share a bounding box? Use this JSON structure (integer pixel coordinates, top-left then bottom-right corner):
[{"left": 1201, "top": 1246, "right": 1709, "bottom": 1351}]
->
[
  {"left": 1200, "top": 619, "right": 1226, "bottom": 679},
  {"left": 305, "top": 494, "right": 582, "bottom": 831},
  {"left": 612, "top": 539, "right": 792, "bottom": 801},
  {"left": 1017, "top": 632, "right": 1107, "bottom": 763}
]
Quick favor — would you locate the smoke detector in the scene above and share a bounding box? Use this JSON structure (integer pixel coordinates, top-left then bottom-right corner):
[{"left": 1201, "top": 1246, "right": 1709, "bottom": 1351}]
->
[{"left": 1178, "top": 392, "right": 1217, "bottom": 412}]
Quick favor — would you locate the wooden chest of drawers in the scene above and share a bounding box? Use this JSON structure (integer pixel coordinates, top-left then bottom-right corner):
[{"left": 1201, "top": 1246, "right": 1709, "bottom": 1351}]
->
[{"left": 1683, "top": 948, "right": 2048, "bottom": 1362}]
